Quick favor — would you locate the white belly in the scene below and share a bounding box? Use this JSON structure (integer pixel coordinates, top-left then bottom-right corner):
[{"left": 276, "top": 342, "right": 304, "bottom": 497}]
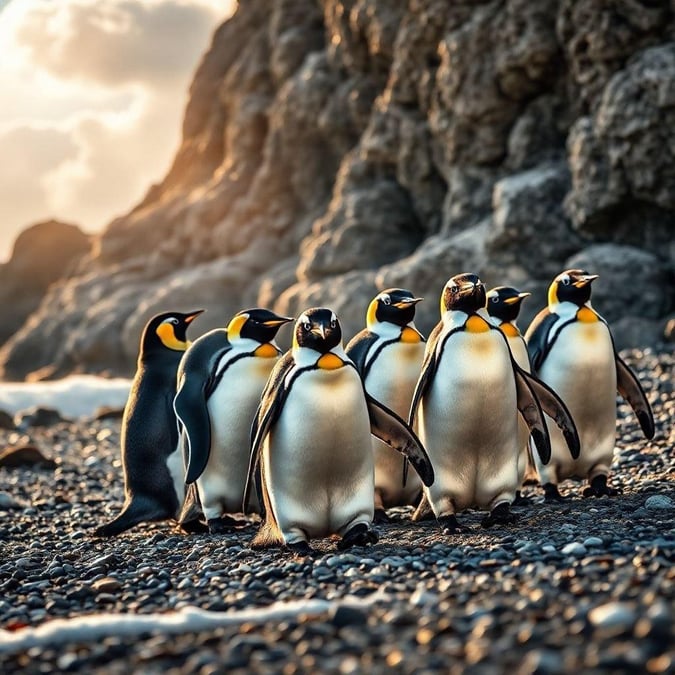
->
[
  {"left": 365, "top": 341, "right": 425, "bottom": 505},
  {"left": 198, "top": 355, "right": 276, "bottom": 516},
  {"left": 536, "top": 321, "right": 617, "bottom": 482},
  {"left": 265, "top": 366, "right": 374, "bottom": 538},
  {"left": 420, "top": 330, "right": 519, "bottom": 513}
]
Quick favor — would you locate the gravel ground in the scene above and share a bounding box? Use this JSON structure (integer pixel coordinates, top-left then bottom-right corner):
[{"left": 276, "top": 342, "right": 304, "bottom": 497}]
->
[{"left": 0, "top": 348, "right": 673, "bottom": 674}]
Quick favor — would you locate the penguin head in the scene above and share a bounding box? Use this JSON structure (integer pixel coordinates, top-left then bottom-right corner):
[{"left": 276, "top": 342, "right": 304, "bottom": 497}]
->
[
  {"left": 293, "top": 308, "right": 342, "bottom": 355},
  {"left": 548, "top": 269, "right": 599, "bottom": 307},
  {"left": 366, "top": 288, "right": 424, "bottom": 330},
  {"left": 486, "top": 286, "right": 530, "bottom": 323},
  {"left": 226, "top": 308, "right": 294, "bottom": 344},
  {"left": 143, "top": 309, "right": 204, "bottom": 354},
  {"left": 441, "top": 273, "right": 486, "bottom": 315}
]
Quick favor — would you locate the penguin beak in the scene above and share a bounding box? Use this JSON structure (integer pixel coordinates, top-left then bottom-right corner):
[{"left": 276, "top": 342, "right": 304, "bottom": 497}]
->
[
  {"left": 574, "top": 274, "right": 599, "bottom": 288},
  {"left": 263, "top": 316, "right": 294, "bottom": 327},
  {"left": 504, "top": 292, "right": 530, "bottom": 305},
  {"left": 311, "top": 324, "right": 327, "bottom": 340},
  {"left": 394, "top": 297, "right": 424, "bottom": 308},
  {"left": 458, "top": 281, "right": 479, "bottom": 296},
  {"left": 185, "top": 309, "right": 205, "bottom": 324}
]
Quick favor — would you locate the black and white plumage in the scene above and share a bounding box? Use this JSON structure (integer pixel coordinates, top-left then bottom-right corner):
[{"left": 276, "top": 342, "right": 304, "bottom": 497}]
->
[
  {"left": 244, "top": 308, "right": 434, "bottom": 553},
  {"left": 346, "top": 288, "right": 425, "bottom": 519},
  {"left": 174, "top": 308, "right": 293, "bottom": 533},
  {"left": 94, "top": 309, "right": 204, "bottom": 537},
  {"left": 409, "top": 273, "right": 579, "bottom": 532},
  {"left": 525, "top": 269, "right": 655, "bottom": 500}
]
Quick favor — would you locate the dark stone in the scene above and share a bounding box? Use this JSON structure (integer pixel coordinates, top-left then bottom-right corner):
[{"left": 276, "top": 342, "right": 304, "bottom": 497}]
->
[{"left": 0, "top": 445, "right": 57, "bottom": 469}]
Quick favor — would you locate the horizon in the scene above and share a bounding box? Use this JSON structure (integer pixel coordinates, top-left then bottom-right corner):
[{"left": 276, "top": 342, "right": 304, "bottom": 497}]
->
[{"left": 0, "top": 0, "right": 235, "bottom": 263}]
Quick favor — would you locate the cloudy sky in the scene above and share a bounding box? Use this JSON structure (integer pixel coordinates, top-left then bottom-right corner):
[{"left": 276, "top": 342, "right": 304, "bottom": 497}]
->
[{"left": 0, "top": 0, "right": 235, "bottom": 262}]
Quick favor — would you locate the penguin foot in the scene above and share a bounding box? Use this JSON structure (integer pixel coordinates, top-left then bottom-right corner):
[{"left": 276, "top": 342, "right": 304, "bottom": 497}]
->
[
  {"left": 338, "top": 523, "right": 379, "bottom": 550},
  {"left": 207, "top": 515, "right": 245, "bottom": 534},
  {"left": 543, "top": 483, "right": 566, "bottom": 502},
  {"left": 583, "top": 475, "right": 619, "bottom": 498},
  {"left": 481, "top": 503, "right": 517, "bottom": 528},
  {"left": 438, "top": 515, "right": 467, "bottom": 535},
  {"left": 373, "top": 508, "right": 390, "bottom": 524},
  {"left": 512, "top": 490, "right": 532, "bottom": 507},
  {"left": 179, "top": 518, "right": 209, "bottom": 534},
  {"left": 285, "top": 540, "right": 314, "bottom": 556}
]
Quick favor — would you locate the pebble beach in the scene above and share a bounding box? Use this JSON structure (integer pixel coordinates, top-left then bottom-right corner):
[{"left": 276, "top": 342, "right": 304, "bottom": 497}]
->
[{"left": 0, "top": 349, "right": 673, "bottom": 674}]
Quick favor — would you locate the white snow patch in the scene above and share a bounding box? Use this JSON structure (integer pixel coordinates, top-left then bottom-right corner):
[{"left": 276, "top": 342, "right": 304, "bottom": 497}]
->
[
  {"left": 0, "top": 376, "right": 131, "bottom": 419},
  {"left": 0, "top": 594, "right": 384, "bottom": 656}
]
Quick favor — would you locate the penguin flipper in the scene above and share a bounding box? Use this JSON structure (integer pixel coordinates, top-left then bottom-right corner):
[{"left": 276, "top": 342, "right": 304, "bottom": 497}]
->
[
  {"left": 512, "top": 366, "right": 552, "bottom": 465},
  {"left": 517, "top": 365, "right": 581, "bottom": 460},
  {"left": 177, "top": 483, "right": 204, "bottom": 527},
  {"left": 615, "top": 352, "right": 655, "bottom": 439},
  {"left": 345, "top": 330, "right": 379, "bottom": 378},
  {"left": 243, "top": 353, "right": 296, "bottom": 513},
  {"left": 408, "top": 322, "right": 444, "bottom": 426},
  {"left": 366, "top": 392, "right": 434, "bottom": 487},
  {"left": 174, "top": 374, "right": 212, "bottom": 485},
  {"left": 524, "top": 309, "right": 558, "bottom": 372},
  {"left": 93, "top": 497, "right": 172, "bottom": 537}
]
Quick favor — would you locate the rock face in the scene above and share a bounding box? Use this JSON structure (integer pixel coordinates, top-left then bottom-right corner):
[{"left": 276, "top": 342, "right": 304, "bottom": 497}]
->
[
  {"left": 1, "top": 0, "right": 674, "bottom": 379},
  {"left": 0, "top": 221, "right": 90, "bottom": 359}
]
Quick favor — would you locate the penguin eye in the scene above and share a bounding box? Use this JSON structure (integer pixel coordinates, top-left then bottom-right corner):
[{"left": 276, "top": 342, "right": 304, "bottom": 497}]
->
[
  {"left": 450, "top": 285, "right": 459, "bottom": 294},
  {"left": 490, "top": 296, "right": 498, "bottom": 303},
  {"left": 302, "top": 321, "right": 311, "bottom": 332},
  {"left": 330, "top": 319, "right": 336, "bottom": 329},
  {"left": 170, "top": 318, "right": 179, "bottom": 325},
  {"left": 561, "top": 277, "right": 570, "bottom": 286},
  {"left": 381, "top": 295, "right": 391, "bottom": 306}
]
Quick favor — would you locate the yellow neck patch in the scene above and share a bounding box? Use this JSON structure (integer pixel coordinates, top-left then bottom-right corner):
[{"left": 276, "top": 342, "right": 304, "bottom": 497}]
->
[
  {"left": 465, "top": 315, "right": 490, "bottom": 333},
  {"left": 400, "top": 326, "right": 421, "bottom": 343},
  {"left": 156, "top": 323, "right": 189, "bottom": 351},
  {"left": 227, "top": 313, "right": 248, "bottom": 341},
  {"left": 366, "top": 298, "right": 379, "bottom": 330},
  {"left": 254, "top": 343, "right": 278, "bottom": 358},
  {"left": 499, "top": 322, "right": 519, "bottom": 338},
  {"left": 548, "top": 283, "right": 558, "bottom": 307},
  {"left": 317, "top": 353, "right": 344, "bottom": 370},
  {"left": 576, "top": 307, "right": 598, "bottom": 323}
]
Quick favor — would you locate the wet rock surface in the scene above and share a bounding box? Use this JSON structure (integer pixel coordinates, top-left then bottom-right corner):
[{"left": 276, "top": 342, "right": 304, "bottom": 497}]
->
[{"left": 0, "top": 349, "right": 672, "bottom": 672}]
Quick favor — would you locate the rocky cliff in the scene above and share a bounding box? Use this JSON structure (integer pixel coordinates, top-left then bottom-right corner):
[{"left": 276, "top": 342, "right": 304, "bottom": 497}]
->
[{"left": 1, "top": 0, "right": 674, "bottom": 379}]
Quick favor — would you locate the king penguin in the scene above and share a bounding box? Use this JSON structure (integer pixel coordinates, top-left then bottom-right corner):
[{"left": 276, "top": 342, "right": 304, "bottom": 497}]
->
[
  {"left": 409, "top": 273, "right": 580, "bottom": 532},
  {"left": 94, "top": 309, "right": 204, "bottom": 537},
  {"left": 345, "top": 288, "right": 425, "bottom": 521},
  {"left": 485, "top": 286, "right": 539, "bottom": 503},
  {"left": 525, "top": 269, "right": 655, "bottom": 500},
  {"left": 174, "top": 308, "right": 293, "bottom": 533},
  {"left": 244, "top": 308, "right": 434, "bottom": 553}
]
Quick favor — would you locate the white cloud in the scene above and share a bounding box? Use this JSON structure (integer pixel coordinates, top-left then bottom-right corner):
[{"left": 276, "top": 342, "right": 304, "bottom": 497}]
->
[{"left": 0, "top": 0, "right": 235, "bottom": 261}]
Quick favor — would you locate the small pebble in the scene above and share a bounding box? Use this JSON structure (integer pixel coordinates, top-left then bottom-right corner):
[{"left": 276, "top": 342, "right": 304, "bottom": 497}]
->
[{"left": 561, "top": 542, "right": 587, "bottom": 556}]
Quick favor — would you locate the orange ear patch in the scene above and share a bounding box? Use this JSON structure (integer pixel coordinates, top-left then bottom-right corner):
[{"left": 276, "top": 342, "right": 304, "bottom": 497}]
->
[
  {"left": 156, "top": 323, "right": 189, "bottom": 351},
  {"left": 400, "top": 327, "right": 422, "bottom": 343},
  {"left": 317, "top": 353, "right": 344, "bottom": 370},
  {"left": 465, "top": 315, "right": 491, "bottom": 333},
  {"left": 254, "top": 343, "right": 279, "bottom": 358}
]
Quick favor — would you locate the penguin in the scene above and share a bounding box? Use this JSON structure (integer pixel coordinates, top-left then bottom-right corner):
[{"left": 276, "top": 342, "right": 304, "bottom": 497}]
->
[
  {"left": 244, "top": 308, "right": 434, "bottom": 553},
  {"left": 94, "top": 309, "right": 204, "bottom": 537},
  {"left": 174, "top": 308, "right": 294, "bottom": 533},
  {"left": 345, "top": 288, "right": 425, "bottom": 521},
  {"left": 525, "top": 269, "right": 655, "bottom": 500},
  {"left": 485, "top": 286, "right": 539, "bottom": 503},
  {"left": 409, "top": 273, "right": 580, "bottom": 532}
]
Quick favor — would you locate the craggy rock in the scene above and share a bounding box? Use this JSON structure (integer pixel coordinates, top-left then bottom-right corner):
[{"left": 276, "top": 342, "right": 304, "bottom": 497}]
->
[
  {"left": 14, "top": 407, "right": 67, "bottom": 429},
  {"left": 0, "top": 221, "right": 90, "bottom": 350},
  {"left": 1, "top": 1, "right": 674, "bottom": 378}
]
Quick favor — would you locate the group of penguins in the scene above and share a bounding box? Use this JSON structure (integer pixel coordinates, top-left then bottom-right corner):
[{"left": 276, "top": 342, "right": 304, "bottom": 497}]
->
[{"left": 94, "top": 269, "right": 655, "bottom": 553}]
